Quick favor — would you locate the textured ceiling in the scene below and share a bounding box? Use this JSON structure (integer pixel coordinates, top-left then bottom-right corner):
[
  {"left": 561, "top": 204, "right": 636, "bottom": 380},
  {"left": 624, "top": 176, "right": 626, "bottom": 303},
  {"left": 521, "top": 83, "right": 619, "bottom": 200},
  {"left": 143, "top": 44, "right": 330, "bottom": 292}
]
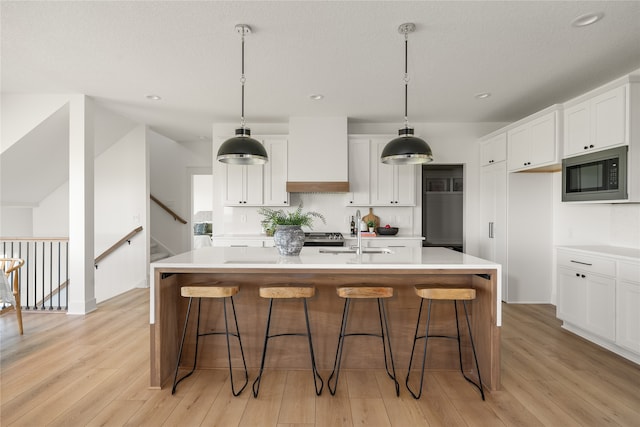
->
[{"left": 2, "top": 1, "right": 640, "bottom": 143}]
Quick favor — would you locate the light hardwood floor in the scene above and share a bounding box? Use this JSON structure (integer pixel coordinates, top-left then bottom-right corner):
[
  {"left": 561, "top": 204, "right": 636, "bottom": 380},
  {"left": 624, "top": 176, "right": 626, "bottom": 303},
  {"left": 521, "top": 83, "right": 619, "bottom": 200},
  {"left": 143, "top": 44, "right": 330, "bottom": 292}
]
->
[{"left": 1, "top": 288, "right": 639, "bottom": 426}]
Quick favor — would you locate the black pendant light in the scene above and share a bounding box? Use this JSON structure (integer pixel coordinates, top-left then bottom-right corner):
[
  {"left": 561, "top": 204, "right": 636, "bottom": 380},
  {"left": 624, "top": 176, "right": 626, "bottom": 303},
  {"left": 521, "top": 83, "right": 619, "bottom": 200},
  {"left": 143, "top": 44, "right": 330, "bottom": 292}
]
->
[
  {"left": 381, "top": 23, "right": 434, "bottom": 165},
  {"left": 217, "top": 24, "right": 268, "bottom": 165}
]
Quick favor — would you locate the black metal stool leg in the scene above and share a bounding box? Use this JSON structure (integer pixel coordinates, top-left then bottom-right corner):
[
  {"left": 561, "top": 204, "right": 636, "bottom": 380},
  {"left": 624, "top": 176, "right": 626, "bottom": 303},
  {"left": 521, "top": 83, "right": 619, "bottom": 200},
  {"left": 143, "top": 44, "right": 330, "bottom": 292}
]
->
[
  {"left": 327, "top": 298, "right": 350, "bottom": 395},
  {"left": 456, "top": 300, "right": 485, "bottom": 400},
  {"left": 172, "top": 297, "right": 201, "bottom": 394},
  {"left": 224, "top": 295, "right": 248, "bottom": 396},
  {"left": 303, "top": 298, "right": 324, "bottom": 395},
  {"left": 406, "top": 299, "right": 433, "bottom": 399},
  {"left": 377, "top": 298, "right": 399, "bottom": 396},
  {"left": 252, "top": 298, "right": 275, "bottom": 397}
]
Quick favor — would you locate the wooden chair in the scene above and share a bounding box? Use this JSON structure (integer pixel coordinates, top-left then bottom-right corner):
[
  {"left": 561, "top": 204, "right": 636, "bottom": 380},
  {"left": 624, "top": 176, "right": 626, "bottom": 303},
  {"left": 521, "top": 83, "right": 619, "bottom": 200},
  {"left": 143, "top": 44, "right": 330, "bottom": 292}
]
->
[
  {"left": 0, "top": 258, "right": 25, "bottom": 335},
  {"left": 327, "top": 285, "right": 400, "bottom": 396},
  {"left": 406, "top": 286, "right": 485, "bottom": 400}
]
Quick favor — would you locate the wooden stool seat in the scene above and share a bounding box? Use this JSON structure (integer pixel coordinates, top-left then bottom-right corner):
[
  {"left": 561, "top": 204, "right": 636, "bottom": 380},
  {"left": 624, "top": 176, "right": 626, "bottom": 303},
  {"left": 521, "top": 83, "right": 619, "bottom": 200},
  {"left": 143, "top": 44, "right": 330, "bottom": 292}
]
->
[
  {"left": 259, "top": 285, "right": 315, "bottom": 299},
  {"left": 406, "top": 285, "right": 484, "bottom": 400},
  {"left": 414, "top": 287, "right": 475, "bottom": 301},
  {"left": 328, "top": 285, "right": 399, "bottom": 396},
  {"left": 336, "top": 286, "right": 393, "bottom": 299},
  {"left": 181, "top": 284, "right": 239, "bottom": 298},
  {"left": 252, "top": 284, "right": 323, "bottom": 397},
  {"left": 172, "top": 283, "right": 248, "bottom": 396}
]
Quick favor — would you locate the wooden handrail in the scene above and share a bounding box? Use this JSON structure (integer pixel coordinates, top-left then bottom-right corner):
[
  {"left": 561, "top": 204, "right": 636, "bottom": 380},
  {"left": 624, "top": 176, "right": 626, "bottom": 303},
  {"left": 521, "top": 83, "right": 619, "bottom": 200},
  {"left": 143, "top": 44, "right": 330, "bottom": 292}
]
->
[
  {"left": 150, "top": 194, "right": 187, "bottom": 224},
  {"left": 95, "top": 226, "right": 143, "bottom": 267},
  {"left": 0, "top": 237, "right": 69, "bottom": 242}
]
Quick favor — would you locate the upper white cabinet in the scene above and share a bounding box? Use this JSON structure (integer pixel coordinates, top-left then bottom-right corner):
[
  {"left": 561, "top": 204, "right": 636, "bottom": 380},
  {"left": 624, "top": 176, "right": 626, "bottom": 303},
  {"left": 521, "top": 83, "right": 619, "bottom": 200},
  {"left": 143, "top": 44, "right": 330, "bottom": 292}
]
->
[
  {"left": 507, "top": 108, "right": 560, "bottom": 172},
  {"left": 263, "top": 138, "right": 289, "bottom": 206},
  {"left": 480, "top": 132, "right": 507, "bottom": 166},
  {"left": 347, "top": 138, "right": 371, "bottom": 206},
  {"left": 223, "top": 163, "right": 264, "bottom": 206},
  {"left": 223, "top": 137, "right": 288, "bottom": 207},
  {"left": 564, "top": 85, "right": 627, "bottom": 157},
  {"left": 370, "top": 139, "right": 416, "bottom": 206},
  {"left": 345, "top": 137, "right": 416, "bottom": 206}
]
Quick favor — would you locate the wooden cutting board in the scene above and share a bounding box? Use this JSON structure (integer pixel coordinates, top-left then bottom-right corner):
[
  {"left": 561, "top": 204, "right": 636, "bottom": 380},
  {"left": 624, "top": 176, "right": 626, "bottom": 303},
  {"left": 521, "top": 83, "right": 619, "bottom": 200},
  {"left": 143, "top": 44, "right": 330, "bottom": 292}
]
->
[{"left": 362, "top": 208, "right": 379, "bottom": 229}]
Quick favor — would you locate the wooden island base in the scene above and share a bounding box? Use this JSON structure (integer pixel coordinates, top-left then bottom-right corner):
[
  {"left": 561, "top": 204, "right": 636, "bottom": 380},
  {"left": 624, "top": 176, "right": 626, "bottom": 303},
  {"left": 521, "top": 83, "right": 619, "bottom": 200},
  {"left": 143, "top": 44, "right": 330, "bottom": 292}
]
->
[{"left": 151, "top": 268, "right": 500, "bottom": 392}]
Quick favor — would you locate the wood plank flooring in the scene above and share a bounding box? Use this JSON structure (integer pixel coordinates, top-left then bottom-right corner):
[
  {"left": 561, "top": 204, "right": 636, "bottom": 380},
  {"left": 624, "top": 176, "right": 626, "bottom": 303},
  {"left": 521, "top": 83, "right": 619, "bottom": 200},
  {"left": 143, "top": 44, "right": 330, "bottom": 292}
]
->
[{"left": 2, "top": 288, "right": 639, "bottom": 426}]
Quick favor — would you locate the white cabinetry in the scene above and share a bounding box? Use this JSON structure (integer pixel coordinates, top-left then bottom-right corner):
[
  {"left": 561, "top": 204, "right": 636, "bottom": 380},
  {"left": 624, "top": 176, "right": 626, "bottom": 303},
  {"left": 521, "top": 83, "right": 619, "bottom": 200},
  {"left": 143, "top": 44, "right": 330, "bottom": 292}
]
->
[
  {"left": 212, "top": 238, "right": 266, "bottom": 247},
  {"left": 616, "top": 261, "right": 640, "bottom": 353},
  {"left": 344, "top": 238, "right": 422, "bottom": 249},
  {"left": 346, "top": 137, "right": 416, "bottom": 206},
  {"left": 370, "top": 139, "right": 416, "bottom": 206},
  {"left": 480, "top": 133, "right": 506, "bottom": 166},
  {"left": 223, "top": 137, "right": 288, "bottom": 207},
  {"left": 263, "top": 138, "right": 289, "bottom": 206},
  {"left": 347, "top": 138, "right": 371, "bottom": 206},
  {"left": 478, "top": 159, "right": 507, "bottom": 300},
  {"left": 564, "top": 85, "right": 627, "bottom": 157},
  {"left": 223, "top": 163, "right": 263, "bottom": 206},
  {"left": 507, "top": 108, "right": 560, "bottom": 172},
  {"left": 556, "top": 247, "right": 640, "bottom": 364}
]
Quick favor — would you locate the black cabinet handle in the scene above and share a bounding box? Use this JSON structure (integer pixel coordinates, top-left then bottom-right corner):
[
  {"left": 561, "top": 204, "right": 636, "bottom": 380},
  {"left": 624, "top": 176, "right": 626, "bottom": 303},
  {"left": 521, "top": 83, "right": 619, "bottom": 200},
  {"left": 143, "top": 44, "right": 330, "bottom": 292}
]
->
[
  {"left": 584, "top": 146, "right": 589, "bottom": 150},
  {"left": 570, "top": 260, "right": 592, "bottom": 266},
  {"left": 589, "top": 144, "right": 594, "bottom": 148}
]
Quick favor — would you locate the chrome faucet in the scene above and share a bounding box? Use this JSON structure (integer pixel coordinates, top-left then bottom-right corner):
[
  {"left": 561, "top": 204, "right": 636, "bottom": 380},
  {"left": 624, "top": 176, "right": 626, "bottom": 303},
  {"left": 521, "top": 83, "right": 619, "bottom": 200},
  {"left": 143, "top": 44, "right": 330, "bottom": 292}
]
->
[{"left": 355, "top": 209, "right": 362, "bottom": 255}]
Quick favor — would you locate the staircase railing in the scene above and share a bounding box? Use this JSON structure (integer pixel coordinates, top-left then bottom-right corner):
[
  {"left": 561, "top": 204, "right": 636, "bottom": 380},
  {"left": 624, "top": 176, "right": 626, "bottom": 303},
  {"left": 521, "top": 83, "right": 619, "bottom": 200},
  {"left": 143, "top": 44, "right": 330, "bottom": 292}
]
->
[
  {"left": 150, "top": 194, "right": 187, "bottom": 224},
  {"left": 1, "top": 238, "right": 69, "bottom": 311},
  {"left": 94, "top": 226, "right": 143, "bottom": 268}
]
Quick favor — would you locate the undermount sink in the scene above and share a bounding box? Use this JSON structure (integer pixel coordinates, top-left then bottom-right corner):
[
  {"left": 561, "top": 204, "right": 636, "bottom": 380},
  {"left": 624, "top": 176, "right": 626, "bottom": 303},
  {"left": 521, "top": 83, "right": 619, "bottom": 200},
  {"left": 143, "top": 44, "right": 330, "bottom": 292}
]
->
[{"left": 319, "top": 247, "right": 393, "bottom": 254}]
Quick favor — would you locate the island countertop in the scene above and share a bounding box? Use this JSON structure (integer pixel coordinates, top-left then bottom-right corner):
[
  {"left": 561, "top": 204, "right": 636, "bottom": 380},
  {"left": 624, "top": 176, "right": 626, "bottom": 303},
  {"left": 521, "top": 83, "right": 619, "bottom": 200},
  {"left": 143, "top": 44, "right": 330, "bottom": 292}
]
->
[{"left": 149, "top": 246, "right": 502, "bottom": 391}]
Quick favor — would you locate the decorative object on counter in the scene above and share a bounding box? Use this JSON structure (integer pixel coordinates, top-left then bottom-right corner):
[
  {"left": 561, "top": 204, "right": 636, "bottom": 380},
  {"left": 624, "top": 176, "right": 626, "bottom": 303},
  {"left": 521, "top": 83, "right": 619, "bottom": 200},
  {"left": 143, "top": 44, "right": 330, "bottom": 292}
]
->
[
  {"left": 377, "top": 226, "right": 399, "bottom": 236},
  {"left": 193, "top": 222, "right": 212, "bottom": 235},
  {"left": 258, "top": 205, "right": 326, "bottom": 256},
  {"left": 216, "top": 24, "right": 268, "bottom": 165},
  {"left": 367, "top": 220, "right": 376, "bottom": 232},
  {"left": 362, "top": 208, "right": 380, "bottom": 229},
  {"left": 350, "top": 216, "right": 356, "bottom": 236},
  {"left": 381, "top": 23, "right": 434, "bottom": 165}
]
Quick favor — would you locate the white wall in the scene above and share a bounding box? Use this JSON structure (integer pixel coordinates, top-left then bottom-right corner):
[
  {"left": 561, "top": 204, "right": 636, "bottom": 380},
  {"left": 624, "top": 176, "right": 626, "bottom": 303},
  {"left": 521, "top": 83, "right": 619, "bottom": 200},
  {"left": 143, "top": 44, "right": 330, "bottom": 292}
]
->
[
  {"left": 94, "top": 125, "right": 148, "bottom": 302},
  {"left": 33, "top": 182, "right": 69, "bottom": 236},
  {"left": 0, "top": 207, "right": 32, "bottom": 237}
]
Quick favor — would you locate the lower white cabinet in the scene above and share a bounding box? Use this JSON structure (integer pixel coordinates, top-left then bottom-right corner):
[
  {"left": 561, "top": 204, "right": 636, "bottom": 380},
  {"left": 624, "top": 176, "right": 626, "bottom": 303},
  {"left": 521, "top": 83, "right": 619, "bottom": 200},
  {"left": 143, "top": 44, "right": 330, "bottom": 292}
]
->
[
  {"left": 344, "top": 238, "right": 422, "bottom": 249},
  {"left": 212, "top": 238, "right": 267, "bottom": 247},
  {"left": 616, "top": 261, "right": 640, "bottom": 353},
  {"left": 556, "top": 247, "right": 640, "bottom": 364}
]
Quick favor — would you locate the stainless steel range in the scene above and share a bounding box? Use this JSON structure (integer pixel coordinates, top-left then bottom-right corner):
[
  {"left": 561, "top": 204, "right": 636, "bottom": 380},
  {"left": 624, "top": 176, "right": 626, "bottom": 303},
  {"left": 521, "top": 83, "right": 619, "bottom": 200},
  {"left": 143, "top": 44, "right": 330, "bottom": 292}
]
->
[{"left": 303, "top": 232, "right": 345, "bottom": 247}]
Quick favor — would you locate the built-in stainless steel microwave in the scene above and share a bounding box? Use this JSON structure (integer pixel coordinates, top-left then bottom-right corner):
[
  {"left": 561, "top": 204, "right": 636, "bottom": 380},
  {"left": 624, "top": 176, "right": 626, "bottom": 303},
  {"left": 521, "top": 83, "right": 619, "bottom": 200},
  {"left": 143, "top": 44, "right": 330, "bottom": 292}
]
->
[{"left": 562, "top": 146, "right": 628, "bottom": 202}]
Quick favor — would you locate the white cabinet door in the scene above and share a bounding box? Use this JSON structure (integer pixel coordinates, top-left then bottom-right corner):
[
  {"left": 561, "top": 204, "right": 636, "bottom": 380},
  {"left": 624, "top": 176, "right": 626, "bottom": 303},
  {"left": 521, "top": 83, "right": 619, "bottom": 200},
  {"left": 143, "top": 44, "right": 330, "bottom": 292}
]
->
[
  {"left": 244, "top": 165, "right": 264, "bottom": 205},
  {"left": 564, "top": 85, "right": 627, "bottom": 157},
  {"left": 223, "top": 165, "right": 247, "bottom": 205},
  {"left": 479, "top": 162, "right": 507, "bottom": 300},
  {"left": 584, "top": 273, "right": 616, "bottom": 341},
  {"left": 480, "top": 133, "right": 507, "bottom": 166},
  {"left": 347, "top": 139, "right": 371, "bottom": 206},
  {"left": 592, "top": 85, "right": 626, "bottom": 150},
  {"left": 616, "top": 262, "right": 640, "bottom": 353},
  {"left": 557, "top": 267, "right": 587, "bottom": 326},
  {"left": 507, "top": 111, "right": 557, "bottom": 171},
  {"left": 263, "top": 138, "right": 289, "bottom": 206},
  {"left": 370, "top": 140, "right": 415, "bottom": 206}
]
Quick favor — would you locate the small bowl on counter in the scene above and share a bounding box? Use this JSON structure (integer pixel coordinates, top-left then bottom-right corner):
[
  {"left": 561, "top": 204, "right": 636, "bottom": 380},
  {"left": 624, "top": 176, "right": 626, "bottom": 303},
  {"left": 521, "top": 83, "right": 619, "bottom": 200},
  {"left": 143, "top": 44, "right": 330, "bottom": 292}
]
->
[{"left": 376, "top": 227, "right": 399, "bottom": 236}]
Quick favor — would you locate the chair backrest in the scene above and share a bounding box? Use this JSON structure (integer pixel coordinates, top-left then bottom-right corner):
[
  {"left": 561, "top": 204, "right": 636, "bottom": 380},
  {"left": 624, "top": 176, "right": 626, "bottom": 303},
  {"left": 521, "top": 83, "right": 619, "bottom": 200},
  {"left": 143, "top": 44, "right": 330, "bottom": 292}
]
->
[{"left": 1, "top": 258, "right": 25, "bottom": 277}]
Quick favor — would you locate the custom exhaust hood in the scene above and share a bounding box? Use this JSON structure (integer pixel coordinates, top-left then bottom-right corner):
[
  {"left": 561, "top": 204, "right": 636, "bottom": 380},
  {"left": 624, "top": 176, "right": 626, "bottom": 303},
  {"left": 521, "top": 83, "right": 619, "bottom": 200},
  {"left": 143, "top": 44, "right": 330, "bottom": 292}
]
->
[{"left": 286, "top": 116, "right": 350, "bottom": 193}]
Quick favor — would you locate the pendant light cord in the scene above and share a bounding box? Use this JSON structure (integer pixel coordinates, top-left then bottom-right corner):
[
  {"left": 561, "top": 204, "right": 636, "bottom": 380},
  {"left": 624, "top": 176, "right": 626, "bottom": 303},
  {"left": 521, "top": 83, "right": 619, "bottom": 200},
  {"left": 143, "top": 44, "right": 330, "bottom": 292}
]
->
[
  {"left": 240, "top": 30, "right": 246, "bottom": 128},
  {"left": 403, "top": 32, "right": 409, "bottom": 127}
]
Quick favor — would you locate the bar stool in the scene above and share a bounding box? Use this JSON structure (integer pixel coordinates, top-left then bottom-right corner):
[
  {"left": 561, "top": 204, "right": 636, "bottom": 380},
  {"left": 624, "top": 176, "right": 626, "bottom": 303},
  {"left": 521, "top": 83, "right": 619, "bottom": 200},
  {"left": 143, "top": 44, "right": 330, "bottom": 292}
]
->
[
  {"left": 172, "top": 284, "right": 248, "bottom": 396},
  {"left": 406, "top": 286, "right": 484, "bottom": 400},
  {"left": 327, "top": 286, "right": 400, "bottom": 396},
  {"left": 252, "top": 285, "right": 323, "bottom": 397}
]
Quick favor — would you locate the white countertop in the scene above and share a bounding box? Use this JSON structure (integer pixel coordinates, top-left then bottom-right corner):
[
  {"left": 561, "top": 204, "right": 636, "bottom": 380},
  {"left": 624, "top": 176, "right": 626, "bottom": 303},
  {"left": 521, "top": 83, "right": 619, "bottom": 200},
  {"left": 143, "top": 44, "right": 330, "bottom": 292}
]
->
[
  {"left": 213, "top": 234, "right": 425, "bottom": 240},
  {"left": 557, "top": 245, "right": 640, "bottom": 262},
  {"left": 152, "top": 246, "right": 496, "bottom": 270}
]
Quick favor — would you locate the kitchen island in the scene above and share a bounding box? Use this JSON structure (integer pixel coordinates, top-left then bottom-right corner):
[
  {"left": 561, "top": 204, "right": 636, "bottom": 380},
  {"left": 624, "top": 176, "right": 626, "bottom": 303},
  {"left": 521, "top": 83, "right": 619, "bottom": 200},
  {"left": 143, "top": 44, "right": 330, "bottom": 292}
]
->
[{"left": 149, "top": 246, "right": 502, "bottom": 391}]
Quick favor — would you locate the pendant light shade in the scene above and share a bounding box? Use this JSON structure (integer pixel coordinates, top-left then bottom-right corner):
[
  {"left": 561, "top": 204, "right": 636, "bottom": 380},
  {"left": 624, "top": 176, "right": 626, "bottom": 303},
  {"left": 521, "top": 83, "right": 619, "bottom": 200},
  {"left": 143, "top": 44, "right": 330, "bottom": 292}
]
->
[
  {"left": 217, "top": 24, "right": 268, "bottom": 165},
  {"left": 381, "top": 23, "right": 434, "bottom": 165}
]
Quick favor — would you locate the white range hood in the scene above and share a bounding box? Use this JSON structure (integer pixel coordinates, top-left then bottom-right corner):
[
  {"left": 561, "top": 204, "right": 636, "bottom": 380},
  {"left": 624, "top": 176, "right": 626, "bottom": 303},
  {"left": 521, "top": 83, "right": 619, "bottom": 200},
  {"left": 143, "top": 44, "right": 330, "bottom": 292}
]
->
[{"left": 286, "top": 116, "right": 350, "bottom": 192}]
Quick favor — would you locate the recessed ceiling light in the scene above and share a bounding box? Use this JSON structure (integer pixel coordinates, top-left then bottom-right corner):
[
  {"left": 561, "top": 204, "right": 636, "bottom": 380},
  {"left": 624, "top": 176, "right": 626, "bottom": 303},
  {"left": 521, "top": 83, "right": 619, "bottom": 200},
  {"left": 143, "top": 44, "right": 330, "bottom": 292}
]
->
[
  {"left": 309, "top": 94, "right": 324, "bottom": 101},
  {"left": 571, "top": 12, "right": 604, "bottom": 27},
  {"left": 475, "top": 92, "right": 491, "bottom": 99},
  {"left": 146, "top": 94, "right": 162, "bottom": 100}
]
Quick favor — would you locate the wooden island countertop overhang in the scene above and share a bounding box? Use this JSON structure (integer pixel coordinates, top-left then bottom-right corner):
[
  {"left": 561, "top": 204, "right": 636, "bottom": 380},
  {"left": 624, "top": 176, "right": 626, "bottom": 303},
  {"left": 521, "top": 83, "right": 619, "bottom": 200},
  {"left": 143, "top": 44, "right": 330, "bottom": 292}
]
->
[{"left": 150, "top": 246, "right": 502, "bottom": 391}]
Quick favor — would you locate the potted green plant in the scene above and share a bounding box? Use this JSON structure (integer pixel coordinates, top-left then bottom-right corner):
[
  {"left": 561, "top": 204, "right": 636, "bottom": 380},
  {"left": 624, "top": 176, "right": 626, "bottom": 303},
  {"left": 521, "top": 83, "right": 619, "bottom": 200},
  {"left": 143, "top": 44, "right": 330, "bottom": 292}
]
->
[
  {"left": 258, "top": 205, "right": 325, "bottom": 256},
  {"left": 367, "top": 220, "right": 376, "bottom": 233}
]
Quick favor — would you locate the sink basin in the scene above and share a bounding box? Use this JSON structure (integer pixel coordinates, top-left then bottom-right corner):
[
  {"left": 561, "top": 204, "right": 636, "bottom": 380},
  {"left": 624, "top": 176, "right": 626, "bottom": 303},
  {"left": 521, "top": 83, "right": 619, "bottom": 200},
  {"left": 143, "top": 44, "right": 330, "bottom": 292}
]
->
[{"left": 319, "top": 248, "right": 393, "bottom": 254}]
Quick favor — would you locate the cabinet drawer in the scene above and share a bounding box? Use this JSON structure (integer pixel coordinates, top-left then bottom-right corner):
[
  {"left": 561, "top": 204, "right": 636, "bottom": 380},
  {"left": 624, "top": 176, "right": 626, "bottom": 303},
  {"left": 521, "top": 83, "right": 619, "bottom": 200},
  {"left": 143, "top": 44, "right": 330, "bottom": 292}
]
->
[
  {"left": 557, "top": 250, "right": 616, "bottom": 277},
  {"left": 619, "top": 262, "right": 640, "bottom": 283}
]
